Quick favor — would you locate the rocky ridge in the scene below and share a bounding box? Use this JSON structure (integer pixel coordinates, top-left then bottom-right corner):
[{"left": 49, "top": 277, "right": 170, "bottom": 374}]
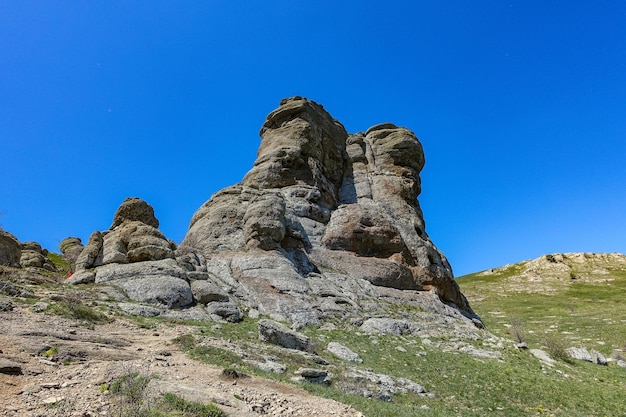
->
[{"left": 471, "top": 252, "right": 626, "bottom": 294}]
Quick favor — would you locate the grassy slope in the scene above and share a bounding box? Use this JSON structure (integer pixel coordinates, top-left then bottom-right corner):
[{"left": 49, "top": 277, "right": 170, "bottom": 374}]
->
[
  {"left": 9, "top": 253, "right": 624, "bottom": 416},
  {"left": 454, "top": 256, "right": 626, "bottom": 417}
]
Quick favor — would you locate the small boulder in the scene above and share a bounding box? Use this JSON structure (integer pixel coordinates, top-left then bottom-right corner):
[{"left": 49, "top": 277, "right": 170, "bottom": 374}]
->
[
  {"left": 326, "top": 342, "right": 363, "bottom": 363},
  {"left": 206, "top": 301, "right": 243, "bottom": 323},
  {"left": 258, "top": 319, "right": 313, "bottom": 351},
  {"left": 0, "top": 358, "right": 23, "bottom": 375},
  {"left": 111, "top": 197, "right": 159, "bottom": 229},
  {"left": 292, "top": 368, "right": 331, "bottom": 385},
  {"left": 191, "top": 280, "right": 229, "bottom": 304}
]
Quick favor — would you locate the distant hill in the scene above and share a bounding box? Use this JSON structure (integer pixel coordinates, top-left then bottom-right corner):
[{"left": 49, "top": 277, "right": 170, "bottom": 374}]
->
[{"left": 457, "top": 252, "right": 626, "bottom": 358}]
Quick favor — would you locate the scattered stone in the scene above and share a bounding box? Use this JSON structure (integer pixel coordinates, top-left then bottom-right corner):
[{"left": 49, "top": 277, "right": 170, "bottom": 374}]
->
[
  {"left": 42, "top": 396, "right": 65, "bottom": 405},
  {"left": 292, "top": 368, "right": 331, "bottom": 385},
  {"left": 206, "top": 301, "right": 243, "bottom": 323},
  {"left": 258, "top": 319, "right": 313, "bottom": 351},
  {"left": 530, "top": 348, "right": 556, "bottom": 367},
  {"left": 0, "top": 358, "right": 23, "bottom": 375},
  {"left": 360, "top": 318, "right": 419, "bottom": 336},
  {"left": 566, "top": 347, "right": 608, "bottom": 365},
  {"left": 31, "top": 301, "right": 50, "bottom": 312},
  {"left": 0, "top": 295, "right": 14, "bottom": 311},
  {"left": 326, "top": 342, "right": 363, "bottom": 363}
]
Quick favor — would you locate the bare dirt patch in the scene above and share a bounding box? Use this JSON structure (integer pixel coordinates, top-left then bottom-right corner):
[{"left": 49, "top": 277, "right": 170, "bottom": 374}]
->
[{"left": 0, "top": 303, "right": 362, "bottom": 417}]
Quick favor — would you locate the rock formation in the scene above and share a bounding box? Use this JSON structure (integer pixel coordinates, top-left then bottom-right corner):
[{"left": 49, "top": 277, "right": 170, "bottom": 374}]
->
[
  {"left": 60, "top": 237, "right": 84, "bottom": 271},
  {"left": 181, "top": 97, "right": 476, "bottom": 326},
  {"left": 67, "top": 97, "right": 479, "bottom": 331},
  {"left": 0, "top": 229, "right": 21, "bottom": 267},
  {"left": 19, "top": 242, "right": 55, "bottom": 270}
]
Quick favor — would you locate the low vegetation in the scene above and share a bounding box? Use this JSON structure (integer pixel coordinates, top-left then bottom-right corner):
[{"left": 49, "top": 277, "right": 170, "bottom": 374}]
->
[{"left": 107, "top": 370, "right": 227, "bottom": 417}]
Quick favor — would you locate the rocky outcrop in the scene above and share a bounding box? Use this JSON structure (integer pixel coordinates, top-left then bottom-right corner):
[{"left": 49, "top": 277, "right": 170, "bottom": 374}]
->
[
  {"left": 60, "top": 237, "right": 84, "bottom": 271},
  {"left": 258, "top": 319, "right": 313, "bottom": 351},
  {"left": 74, "top": 198, "right": 175, "bottom": 271},
  {"left": 19, "top": 242, "right": 55, "bottom": 270},
  {"left": 64, "top": 98, "right": 479, "bottom": 334},
  {"left": 182, "top": 97, "right": 476, "bottom": 326},
  {"left": 0, "top": 229, "right": 21, "bottom": 267},
  {"left": 471, "top": 252, "right": 626, "bottom": 294},
  {"left": 71, "top": 199, "right": 192, "bottom": 309}
]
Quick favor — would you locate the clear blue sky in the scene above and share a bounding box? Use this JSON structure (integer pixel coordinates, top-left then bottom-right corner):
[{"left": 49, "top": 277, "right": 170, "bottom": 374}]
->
[{"left": 1, "top": 1, "right": 625, "bottom": 276}]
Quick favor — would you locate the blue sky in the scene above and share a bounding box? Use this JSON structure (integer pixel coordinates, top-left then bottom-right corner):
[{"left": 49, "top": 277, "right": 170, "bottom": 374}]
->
[{"left": 1, "top": 1, "right": 625, "bottom": 276}]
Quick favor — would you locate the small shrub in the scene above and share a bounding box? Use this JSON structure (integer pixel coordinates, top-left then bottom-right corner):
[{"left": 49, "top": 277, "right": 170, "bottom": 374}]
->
[
  {"left": 510, "top": 317, "right": 526, "bottom": 344},
  {"left": 172, "top": 334, "right": 197, "bottom": 350},
  {"left": 43, "top": 346, "right": 59, "bottom": 358},
  {"left": 543, "top": 334, "right": 573, "bottom": 363},
  {"left": 161, "top": 392, "right": 227, "bottom": 417},
  {"left": 109, "top": 371, "right": 151, "bottom": 402}
]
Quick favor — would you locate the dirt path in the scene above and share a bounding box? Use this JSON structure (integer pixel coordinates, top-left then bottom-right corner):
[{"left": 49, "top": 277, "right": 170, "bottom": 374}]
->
[{"left": 0, "top": 304, "right": 362, "bottom": 417}]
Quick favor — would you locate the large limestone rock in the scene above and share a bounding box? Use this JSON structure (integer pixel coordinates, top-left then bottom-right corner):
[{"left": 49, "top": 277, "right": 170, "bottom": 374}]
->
[
  {"left": 72, "top": 199, "right": 192, "bottom": 309},
  {"left": 0, "top": 229, "right": 21, "bottom": 267},
  {"left": 60, "top": 237, "right": 84, "bottom": 271},
  {"left": 19, "top": 242, "right": 55, "bottom": 270},
  {"left": 182, "top": 97, "right": 477, "bottom": 327},
  {"left": 75, "top": 198, "right": 175, "bottom": 271}
]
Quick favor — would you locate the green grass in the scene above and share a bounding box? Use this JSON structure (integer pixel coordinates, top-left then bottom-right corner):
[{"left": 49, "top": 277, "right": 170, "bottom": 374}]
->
[
  {"left": 166, "top": 313, "right": 626, "bottom": 417},
  {"left": 45, "top": 299, "right": 114, "bottom": 325},
  {"left": 159, "top": 392, "right": 227, "bottom": 417},
  {"left": 47, "top": 252, "right": 70, "bottom": 273},
  {"left": 107, "top": 370, "right": 227, "bottom": 417},
  {"left": 457, "top": 268, "right": 626, "bottom": 355}
]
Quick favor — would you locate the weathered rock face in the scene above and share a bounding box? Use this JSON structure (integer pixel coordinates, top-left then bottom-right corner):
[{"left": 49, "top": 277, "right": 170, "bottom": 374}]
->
[
  {"left": 19, "top": 242, "right": 55, "bottom": 270},
  {"left": 72, "top": 199, "right": 191, "bottom": 308},
  {"left": 60, "top": 237, "right": 84, "bottom": 271},
  {"left": 74, "top": 198, "right": 175, "bottom": 271},
  {"left": 182, "top": 97, "right": 476, "bottom": 326},
  {"left": 0, "top": 229, "right": 21, "bottom": 267}
]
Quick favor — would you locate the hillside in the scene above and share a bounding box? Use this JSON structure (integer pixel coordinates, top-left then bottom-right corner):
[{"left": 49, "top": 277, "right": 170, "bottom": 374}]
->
[
  {"left": 457, "top": 252, "right": 626, "bottom": 353},
  {"left": 1, "top": 252, "right": 625, "bottom": 416}
]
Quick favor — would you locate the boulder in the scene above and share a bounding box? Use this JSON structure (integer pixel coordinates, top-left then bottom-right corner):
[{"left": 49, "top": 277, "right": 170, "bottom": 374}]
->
[
  {"left": 206, "top": 301, "right": 243, "bottom": 322},
  {"left": 326, "top": 342, "right": 363, "bottom": 363},
  {"left": 0, "top": 229, "right": 21, "bottom": 267},
  {"left": 110, "top": 197, "right": 159, "bottom": 229},
  {"left": 94, "top": 259, "right": 193, "bottom": 309},
  {"left": 292, "top": 368, "right": 331, "bottom": 385},
  {"left": 59, "top": 237, "right": 84, "bottom": 270},
  {"left": 258, "top": 319, "right": 313, "bottom": 351},
  {"left": 566, "top": 347, "right": 608, "bottom": 365},
  {"left": 190, "top": 280, "right": 229, "bottom": 304}
]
